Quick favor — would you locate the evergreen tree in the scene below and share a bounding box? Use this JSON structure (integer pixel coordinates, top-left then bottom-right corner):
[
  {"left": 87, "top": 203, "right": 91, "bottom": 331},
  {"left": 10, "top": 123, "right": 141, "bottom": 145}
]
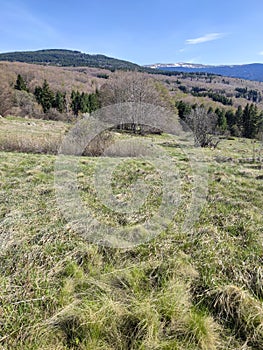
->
[
  {"left": 225, "top": 109, "right": 240, "bottom": 136},
  {"left": 225, "top": 110, "right": 235, "bottom": 129},
  {"left": 34, "top": 86, "right": 42, "bottom": 102},
  {"left": 235, "top": 105, "right": 243, "bottom": 128},
  {"left": 176, "top": 100, "right": 192, "bottom": 120},
  {"left": 70, "top": 90, "right": 100, "bottom": 115},
  {"left": 243, "top": 104, "right": 258, "bottom": 139},
  {"left": 34, "top": 80, "right": 54, "bottom": 113},
  {"left": 257, "top": 112, "right": 263, "bottom": 137},
  {"left": 80, "top": 92, "right": 89, "bottom": 113},
  {"left": 54, "top": 91, "right": 66, "bottom": 113},
  {"left": 89, "top": 91, "right": 100, "bottom": 112},
  {"left": 70, "top": 90, "right": 82, "bottom": 115},
  {"left": 41, "top": 80, "right": 54, "bottom": 113},
  {"left": 207, "top": 106, "right": 214, "bottom": 114},
  {"left": 215, "top": 108, "right": 227, "bottom": 132},
  {"left": 14, "top": 74, "right": 28, "bottom": 92}
]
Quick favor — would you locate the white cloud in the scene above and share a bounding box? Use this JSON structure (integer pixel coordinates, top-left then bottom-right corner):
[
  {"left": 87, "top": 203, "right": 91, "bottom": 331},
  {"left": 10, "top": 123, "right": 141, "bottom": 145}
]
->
[
  {"left": 186, "top": 33, "right": 225, "bottom": 45},
  {"left": 259, "top": 51, "right": 263, "bottom": 56}
]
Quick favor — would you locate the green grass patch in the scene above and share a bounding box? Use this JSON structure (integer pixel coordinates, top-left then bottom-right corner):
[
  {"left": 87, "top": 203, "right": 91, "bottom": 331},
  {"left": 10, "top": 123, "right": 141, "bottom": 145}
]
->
[{"left": 0, "top": 132, "right": 262, "bottom": 349}]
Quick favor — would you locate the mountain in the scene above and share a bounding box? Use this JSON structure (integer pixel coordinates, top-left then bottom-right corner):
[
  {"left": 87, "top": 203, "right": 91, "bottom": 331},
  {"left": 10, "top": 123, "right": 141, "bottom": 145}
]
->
[
  {"left": 0, "top": 49, "right": 142, "bottom": 71},
  {"left": 146, "top": 62, "right": 263, "bottom": 82},
  {"left": 145, "top": 63, "right": 213, "bottom": 69},
  {"left": 2, "top": 49, "right": 263, "bottom": 82}
]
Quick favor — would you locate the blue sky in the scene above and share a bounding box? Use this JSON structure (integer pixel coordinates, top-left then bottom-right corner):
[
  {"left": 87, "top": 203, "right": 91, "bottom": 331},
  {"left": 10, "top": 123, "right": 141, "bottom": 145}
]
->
[{"left": 1, "top": 0, "right": 263, "bottom": 65}]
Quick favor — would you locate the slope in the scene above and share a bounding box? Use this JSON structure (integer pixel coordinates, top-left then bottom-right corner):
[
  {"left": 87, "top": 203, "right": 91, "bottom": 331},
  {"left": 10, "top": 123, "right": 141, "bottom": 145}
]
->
[
  {"left": 0, "top": 49, "right": 142, "bottom": 71},
  {"left": 0, "top": 119, "right": 262, "bottom": 349}
]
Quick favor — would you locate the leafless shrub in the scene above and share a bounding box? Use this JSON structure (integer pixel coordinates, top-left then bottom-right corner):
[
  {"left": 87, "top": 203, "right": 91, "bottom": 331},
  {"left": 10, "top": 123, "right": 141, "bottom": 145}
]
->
[
  {"left": 44, "top": 108, "right": 74, "bottom": 122},
  {"left": 0, "top": 83, "right": 13, "bottom": 116},
  {"left": 185, "top": 107, "right": 219, "bottom": 147},
  {"left": 0, "top": 133, "right": 61, "bottom": 154},
  {"left": 83, "top": 131, "right": 114, "bottom": 156},
  {"left": 11, "top": 90, "right": 42, "bottom": 118}
]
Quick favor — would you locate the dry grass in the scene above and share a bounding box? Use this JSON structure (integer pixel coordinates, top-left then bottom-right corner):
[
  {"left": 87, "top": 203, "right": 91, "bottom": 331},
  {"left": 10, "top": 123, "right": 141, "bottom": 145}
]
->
[
  {"left": 0, "top": 130, "right": 262, "bottom": 349},
  {"left": 0, "top": 116, "right": 68, "bottom": 154},
  {"left": 207, "top": 285, "right": 263, "bottom": 347}
]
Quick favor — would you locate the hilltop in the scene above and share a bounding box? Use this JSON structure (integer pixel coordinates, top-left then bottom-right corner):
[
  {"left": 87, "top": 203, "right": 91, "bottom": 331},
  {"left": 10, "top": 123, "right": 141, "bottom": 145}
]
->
[{"left": 0, "top": 49, "right": 142, "bottom": 71}]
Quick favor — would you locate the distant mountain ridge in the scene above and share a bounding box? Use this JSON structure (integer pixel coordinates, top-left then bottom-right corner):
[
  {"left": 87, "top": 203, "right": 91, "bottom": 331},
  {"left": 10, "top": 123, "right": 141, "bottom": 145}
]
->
[
  {"left": 145, "top": 63, "right": 213, "bottom": 69},
  {"left": 0, "top": 49, "right": 142, "bottom": 71},
  {"left": 1, "top": 49, "right": 263, "bottom": 81},
  {"left": 146, "top": 62, "right": 263, "bottom": 82}
]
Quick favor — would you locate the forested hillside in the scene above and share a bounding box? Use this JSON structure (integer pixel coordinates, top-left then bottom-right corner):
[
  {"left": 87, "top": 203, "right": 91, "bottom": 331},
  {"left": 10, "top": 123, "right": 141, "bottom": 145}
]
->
[
  {"left": 0, "top": 49, "right": 142, "bottom": 71},
  {"left": 1, "top": 61, "right": 263, "bottom": 141}
]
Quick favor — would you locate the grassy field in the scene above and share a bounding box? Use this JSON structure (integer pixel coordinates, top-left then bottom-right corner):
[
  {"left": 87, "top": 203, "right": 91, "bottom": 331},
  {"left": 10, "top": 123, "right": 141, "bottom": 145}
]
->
[
  {"left": 0, "top": 116, "right": 68, "bottom": 154},
  {"left": 0, "top": 117, "right": 263, "bottom": 349}
]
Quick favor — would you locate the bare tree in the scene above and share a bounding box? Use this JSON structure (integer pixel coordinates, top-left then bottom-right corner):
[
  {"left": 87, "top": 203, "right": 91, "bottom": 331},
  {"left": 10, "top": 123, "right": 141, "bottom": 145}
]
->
[
  {"left": 0, "top": 83, "right": 13, "bottom": 116},
  {"left": 100, "top": 71, "right": 168, "bottom": 106},
  {"left": 99, "top": 72, "right": 173, "bottom": 134},
  {"left": 185, "top": 107, "right": 219, "bottom": 147}
]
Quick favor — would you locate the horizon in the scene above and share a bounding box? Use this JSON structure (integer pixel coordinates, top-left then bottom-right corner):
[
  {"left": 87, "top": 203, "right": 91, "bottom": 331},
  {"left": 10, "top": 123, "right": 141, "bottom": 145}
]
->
[
  {"left": 1, "top": 0, "right": 263, "bottom": 66},
  {"left": 1, "top": 47, "right": 263, "bottom": 67}
]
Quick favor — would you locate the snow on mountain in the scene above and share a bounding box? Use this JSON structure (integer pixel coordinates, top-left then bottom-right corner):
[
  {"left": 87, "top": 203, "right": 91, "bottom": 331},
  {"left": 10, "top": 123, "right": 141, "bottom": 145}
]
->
[
  {"left": 144, "top": 62, "right": 263, "bottom": 82},
  {"left": 145, "top": 63, "right": 212, "bottom": 69}
]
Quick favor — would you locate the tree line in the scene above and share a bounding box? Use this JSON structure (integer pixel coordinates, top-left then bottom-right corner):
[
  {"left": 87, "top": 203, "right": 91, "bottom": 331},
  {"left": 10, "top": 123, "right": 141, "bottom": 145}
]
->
[
  {"left": 14, "top": 74, "right": 100, "bottom": 116},
  {"left": 178, "top": 84, "right": 233, "bottom": 106},
  {"left": 235, "top": 87, "right": 262, "bottom": 103},
  {"left": 176, "top": 100, "right": 263, "bottom": 139},
  {"left": 13, "top": 73, "right": 263, "bottom": 144}
]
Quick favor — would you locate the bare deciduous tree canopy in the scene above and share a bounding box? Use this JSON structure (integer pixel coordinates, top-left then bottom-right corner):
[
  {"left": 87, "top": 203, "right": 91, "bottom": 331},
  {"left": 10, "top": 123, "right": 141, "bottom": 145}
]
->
[
  {"left": 100, "top": 71, "right": 170, "bottom": 107},
  {"left": 185, "top": 107, "right": 219, "bottom": 147},
  {"left": 99, "top": 72, "right": 174, "bottom": 134}
]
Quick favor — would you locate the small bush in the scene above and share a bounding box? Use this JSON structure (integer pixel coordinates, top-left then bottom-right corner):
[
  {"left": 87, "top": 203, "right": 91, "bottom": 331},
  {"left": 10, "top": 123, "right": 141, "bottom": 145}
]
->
[
  {"left": 83, "top": 131, "right": 114, "bottom": 156},
  {"left": 0, "top": 133, "right": 61, "bottom": 154}
]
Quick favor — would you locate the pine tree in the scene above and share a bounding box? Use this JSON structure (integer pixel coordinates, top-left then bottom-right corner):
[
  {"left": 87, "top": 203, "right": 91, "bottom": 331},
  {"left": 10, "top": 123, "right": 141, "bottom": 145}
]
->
[
  {"left": 89, "top": 91, "right": 100, "bottom": 113},
  {"left": 42, "top": 80, "right": 54, "bottom": 113},
  {"left": 14, "top": 74, "right": 28, "bottom": 92},
  {"left": 54, "top": 91, "right": 66, "bottom": 113},
  {"left": 80, "top": 92, "right": 89, "bottom": 113},
  {"left": 243, "top": 104, "right": 258, "bottom": 138},
  {"left": 34, "top": 80, "right": 54, "bottom": 113},
  {"left": 70, "top": 90, "right": 100, "bottom": 115},
  {"left": 235, "top": 105, "right": 243, "bottom": 128},
  {"left": 257, "top": 111, "right": 263, "bottom": 136},
  {"left": 215, "top": 108, "right": 227, "bottom": 132},
  {"left": 225, "top": 110, "right": 235, "bottom": 129},
  {"left": 176, "top": 100, "right": 192, "bottom": 120},
  {"left": 70, "top": 90, "right": 81, "bottom": 115},
  {"left": 224, "top": 109, "right": 240, "bottom": 136}
]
